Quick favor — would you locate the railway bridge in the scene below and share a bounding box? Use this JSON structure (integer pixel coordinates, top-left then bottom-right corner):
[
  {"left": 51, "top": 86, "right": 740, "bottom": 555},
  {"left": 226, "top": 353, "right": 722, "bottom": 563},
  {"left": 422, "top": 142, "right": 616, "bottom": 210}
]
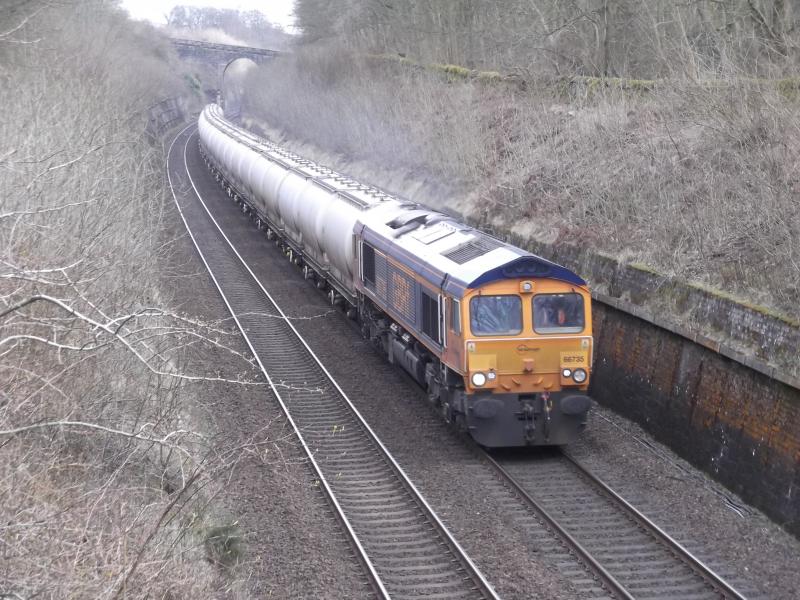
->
[{"left": 170, "top": 38, "right": 279, "bottom": 99}]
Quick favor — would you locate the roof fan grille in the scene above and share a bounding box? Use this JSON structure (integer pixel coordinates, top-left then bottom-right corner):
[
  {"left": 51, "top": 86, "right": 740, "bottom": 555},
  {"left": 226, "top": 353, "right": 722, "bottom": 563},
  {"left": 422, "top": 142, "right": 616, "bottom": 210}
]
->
[{"left": 443, "top": 236, "right": 503, "bottom": 264}]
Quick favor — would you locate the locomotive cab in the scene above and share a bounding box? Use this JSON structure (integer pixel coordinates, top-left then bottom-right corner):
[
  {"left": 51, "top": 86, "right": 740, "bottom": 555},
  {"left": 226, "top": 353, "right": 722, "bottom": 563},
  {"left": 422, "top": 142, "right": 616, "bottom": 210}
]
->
[{"left": 454, "top": 278, "right": 593, "bottom": 447}]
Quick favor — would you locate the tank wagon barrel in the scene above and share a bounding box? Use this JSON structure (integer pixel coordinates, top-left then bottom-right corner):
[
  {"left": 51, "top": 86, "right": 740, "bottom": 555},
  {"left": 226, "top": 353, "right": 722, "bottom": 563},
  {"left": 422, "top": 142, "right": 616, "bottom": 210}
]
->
[{"left": 198, "top": 104, "right": 594, "bottom": 447}]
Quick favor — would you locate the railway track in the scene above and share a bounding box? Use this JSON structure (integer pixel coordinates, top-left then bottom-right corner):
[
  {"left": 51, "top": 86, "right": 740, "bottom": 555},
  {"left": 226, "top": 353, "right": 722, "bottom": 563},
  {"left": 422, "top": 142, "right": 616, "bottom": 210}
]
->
[
  {"left": 167, "top": 124, "right": 498, "bottom": 600},
  {"left": 485, "top": 448, "right": 748, "bottom": 600}
]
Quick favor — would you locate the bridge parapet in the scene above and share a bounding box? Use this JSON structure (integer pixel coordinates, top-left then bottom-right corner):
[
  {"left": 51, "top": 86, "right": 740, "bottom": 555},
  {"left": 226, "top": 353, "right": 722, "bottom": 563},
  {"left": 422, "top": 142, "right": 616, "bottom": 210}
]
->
[{"left": 171, "top": 38, "right": 279, "bottom": 65}]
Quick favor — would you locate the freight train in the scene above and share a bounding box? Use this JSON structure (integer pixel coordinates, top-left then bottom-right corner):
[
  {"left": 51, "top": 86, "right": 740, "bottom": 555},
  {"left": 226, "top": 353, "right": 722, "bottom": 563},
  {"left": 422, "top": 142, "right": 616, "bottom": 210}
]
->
[{"left": 197, "top": 104, "right": 594, "bottom": 447}]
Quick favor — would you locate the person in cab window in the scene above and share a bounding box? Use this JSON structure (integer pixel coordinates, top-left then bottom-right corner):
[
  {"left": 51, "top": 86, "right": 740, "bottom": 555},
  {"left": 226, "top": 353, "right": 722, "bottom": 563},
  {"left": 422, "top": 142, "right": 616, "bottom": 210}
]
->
[
  {"left": 539, "top": 296, "right": 563, "bottom": 327},
  {"left": 534, "top": 293, "right": 584, "bottom": 334}
]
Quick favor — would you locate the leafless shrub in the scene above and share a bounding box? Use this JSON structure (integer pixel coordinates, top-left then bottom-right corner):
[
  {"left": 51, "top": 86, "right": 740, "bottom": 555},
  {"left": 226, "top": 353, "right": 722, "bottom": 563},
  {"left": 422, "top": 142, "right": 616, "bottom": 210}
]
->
[
  {"left": 245, "top": 48, "right": 491, "bottom": 182},
  {"left": 0, "top": 2, "right": 272, "bottom": 597},
  {"left": 295, "top": 0, "right": 799, "bottom": 79}
]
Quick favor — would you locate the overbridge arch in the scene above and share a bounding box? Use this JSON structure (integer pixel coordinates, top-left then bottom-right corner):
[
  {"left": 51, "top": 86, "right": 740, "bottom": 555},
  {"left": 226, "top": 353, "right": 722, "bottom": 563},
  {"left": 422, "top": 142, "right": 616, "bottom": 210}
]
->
[
  {"left": 170, "top": 38, "right": 279, "bottom": 100},
  {"left": 221, "top": 57, "right": 258, "bottom": 115}
]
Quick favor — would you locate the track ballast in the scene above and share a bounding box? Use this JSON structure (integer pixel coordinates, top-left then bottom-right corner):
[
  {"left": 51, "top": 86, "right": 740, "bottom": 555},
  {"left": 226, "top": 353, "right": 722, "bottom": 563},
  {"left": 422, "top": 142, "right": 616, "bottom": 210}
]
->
[{"left": 486, "top": 449, "right": 748, "bottom": 600}]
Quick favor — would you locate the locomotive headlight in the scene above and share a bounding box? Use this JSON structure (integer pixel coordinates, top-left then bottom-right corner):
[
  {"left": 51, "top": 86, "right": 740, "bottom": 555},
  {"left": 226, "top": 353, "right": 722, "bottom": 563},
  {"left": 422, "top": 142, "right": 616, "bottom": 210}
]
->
[
  {"left": 562, "top": 368, "right": 572, "bottom": 378},
  {"left": 572, "top": 368, "right": 588, "bottom": 384},
  {"left": 471, "top": 372, "right": 487, "bottom": 387}
]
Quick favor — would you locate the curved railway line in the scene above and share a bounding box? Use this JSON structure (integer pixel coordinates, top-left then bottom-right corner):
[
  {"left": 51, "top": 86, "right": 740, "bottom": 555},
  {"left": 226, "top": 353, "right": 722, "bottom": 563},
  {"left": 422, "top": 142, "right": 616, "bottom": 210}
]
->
[
  {"left": 168, "top": 124, "right": 498, "bottom": 600},
  {"left": 167, "top": 121, "right": 751, "bottom": 600}
]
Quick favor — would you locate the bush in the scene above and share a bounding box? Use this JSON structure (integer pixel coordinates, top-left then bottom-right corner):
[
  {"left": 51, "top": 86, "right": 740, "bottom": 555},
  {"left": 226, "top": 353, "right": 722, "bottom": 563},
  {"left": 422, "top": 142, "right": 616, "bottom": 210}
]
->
[{"left": 0, "top": 2, "right": 254, "bottom": 597}]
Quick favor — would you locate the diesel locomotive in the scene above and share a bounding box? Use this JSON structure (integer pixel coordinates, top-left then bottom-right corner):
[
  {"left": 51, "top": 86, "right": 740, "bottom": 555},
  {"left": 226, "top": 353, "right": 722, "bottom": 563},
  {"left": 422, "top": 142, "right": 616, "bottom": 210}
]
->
[{"left": 197, "top": 104, "right": 594, "bottom": 447}]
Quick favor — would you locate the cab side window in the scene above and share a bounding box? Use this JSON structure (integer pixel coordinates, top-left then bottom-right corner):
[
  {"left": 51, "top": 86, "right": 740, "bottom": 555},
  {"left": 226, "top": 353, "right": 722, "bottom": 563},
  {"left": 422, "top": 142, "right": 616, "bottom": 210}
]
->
[
  {"left": 421, "top": 289, "right": 441, "bottom": 345},
  {"left": 362, "top": 243, "right": 376, "bottom": 287},
  {"left": 450, "top": 298, "right": 461, "bottom": 335}
]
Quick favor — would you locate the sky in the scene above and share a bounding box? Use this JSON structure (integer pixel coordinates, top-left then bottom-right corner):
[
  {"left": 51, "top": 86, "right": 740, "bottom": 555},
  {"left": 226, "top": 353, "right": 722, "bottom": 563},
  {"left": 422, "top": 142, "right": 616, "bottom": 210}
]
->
[{"left": 119, "top": 0, "right": 296, "bottom": 31}]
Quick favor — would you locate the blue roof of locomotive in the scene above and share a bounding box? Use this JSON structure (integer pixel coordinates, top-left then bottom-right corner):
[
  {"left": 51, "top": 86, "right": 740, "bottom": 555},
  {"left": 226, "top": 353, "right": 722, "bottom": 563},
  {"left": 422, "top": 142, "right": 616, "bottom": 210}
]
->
[{"left": 468, "top": 255, "right": 586, "bottom": 289}]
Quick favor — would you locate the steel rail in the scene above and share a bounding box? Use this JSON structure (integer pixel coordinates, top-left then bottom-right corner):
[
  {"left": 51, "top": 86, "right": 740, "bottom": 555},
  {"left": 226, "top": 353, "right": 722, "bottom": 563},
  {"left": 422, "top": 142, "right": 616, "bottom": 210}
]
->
[
  {"left": 169, "top": 123, "right": 500, "bottom": 599},
  {"left": 485, "top": 446, "right": 748, "bottom": 600},
  {"left": 481, "top": 451, "right": 635, "bottom": 600},
  {"left": 166, "top": 123, "right": 389, "bottom": 599},
  {"left": 561, "top": 451, "right": 748, "bottom": 600}
]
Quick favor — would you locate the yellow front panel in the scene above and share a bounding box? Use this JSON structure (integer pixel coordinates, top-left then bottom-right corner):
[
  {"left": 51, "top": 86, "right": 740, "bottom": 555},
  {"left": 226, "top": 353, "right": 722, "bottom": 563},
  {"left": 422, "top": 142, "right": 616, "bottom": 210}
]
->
[
  {"left": 462, "top": 278, "right": 592, "bottom": 394},
  {"left": 468, "top": 337, "right": 592, "bottom": 375}
]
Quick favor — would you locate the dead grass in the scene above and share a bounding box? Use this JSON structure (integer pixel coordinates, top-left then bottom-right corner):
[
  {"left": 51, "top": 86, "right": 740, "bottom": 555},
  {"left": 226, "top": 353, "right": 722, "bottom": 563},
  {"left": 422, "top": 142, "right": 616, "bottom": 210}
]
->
[{"left": 243, "top": 48, "right": 800, "bottom": 320}]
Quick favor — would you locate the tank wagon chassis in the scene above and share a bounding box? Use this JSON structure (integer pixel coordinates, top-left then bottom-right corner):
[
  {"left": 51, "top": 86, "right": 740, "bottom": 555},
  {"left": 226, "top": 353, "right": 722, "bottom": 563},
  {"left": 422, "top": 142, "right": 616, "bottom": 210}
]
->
[{"left": 198, "top": 104, "right": 594, "bottom": 447}]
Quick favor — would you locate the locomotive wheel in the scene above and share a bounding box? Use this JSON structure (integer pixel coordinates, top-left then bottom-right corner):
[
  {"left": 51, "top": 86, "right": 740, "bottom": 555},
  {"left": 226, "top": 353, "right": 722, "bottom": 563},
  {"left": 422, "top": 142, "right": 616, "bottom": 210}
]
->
[{"left": 427, "top": 386, "right": 440, "bottom": 405}]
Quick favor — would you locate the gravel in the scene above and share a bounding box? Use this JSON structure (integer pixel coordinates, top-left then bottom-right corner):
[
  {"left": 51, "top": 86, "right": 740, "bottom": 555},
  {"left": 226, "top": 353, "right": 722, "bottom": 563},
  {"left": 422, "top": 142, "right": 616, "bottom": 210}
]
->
[{"left": 569, "top": 407, "right": 800, "bottom": 600}]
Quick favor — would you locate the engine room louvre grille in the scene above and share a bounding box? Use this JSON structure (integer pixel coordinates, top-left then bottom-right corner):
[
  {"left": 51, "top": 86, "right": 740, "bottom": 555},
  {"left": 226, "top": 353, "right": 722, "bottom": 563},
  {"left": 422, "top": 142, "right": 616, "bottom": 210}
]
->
[
  {"left": 374, "top": 252, "right": 388, "bottom": 301},
  {"left": 443, "top": 236, "right": 504, "bottom": 264},
  {"left": 388, "top": 266, "right": 416, "bottom": 322}
]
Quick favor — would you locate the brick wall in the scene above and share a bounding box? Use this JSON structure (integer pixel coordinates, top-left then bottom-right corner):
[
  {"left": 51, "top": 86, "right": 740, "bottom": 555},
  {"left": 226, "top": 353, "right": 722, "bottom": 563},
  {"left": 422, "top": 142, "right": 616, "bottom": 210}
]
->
[{"left": 592, "top": 302, "right": 800, "bottom": 535}]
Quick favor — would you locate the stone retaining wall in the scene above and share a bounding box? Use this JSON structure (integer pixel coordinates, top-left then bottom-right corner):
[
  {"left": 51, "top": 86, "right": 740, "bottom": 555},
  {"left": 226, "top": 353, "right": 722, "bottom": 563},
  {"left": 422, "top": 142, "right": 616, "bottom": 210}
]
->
[{"left": 146, "top": 97, "right": 188, "bottom": 139}]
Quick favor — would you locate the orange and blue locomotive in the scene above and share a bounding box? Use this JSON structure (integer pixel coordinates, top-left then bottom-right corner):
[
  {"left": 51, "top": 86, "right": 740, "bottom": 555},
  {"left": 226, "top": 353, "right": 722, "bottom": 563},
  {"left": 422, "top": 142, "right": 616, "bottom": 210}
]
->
[{"left": 199, "top": 104, "right": 593, "bottom": 447}]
